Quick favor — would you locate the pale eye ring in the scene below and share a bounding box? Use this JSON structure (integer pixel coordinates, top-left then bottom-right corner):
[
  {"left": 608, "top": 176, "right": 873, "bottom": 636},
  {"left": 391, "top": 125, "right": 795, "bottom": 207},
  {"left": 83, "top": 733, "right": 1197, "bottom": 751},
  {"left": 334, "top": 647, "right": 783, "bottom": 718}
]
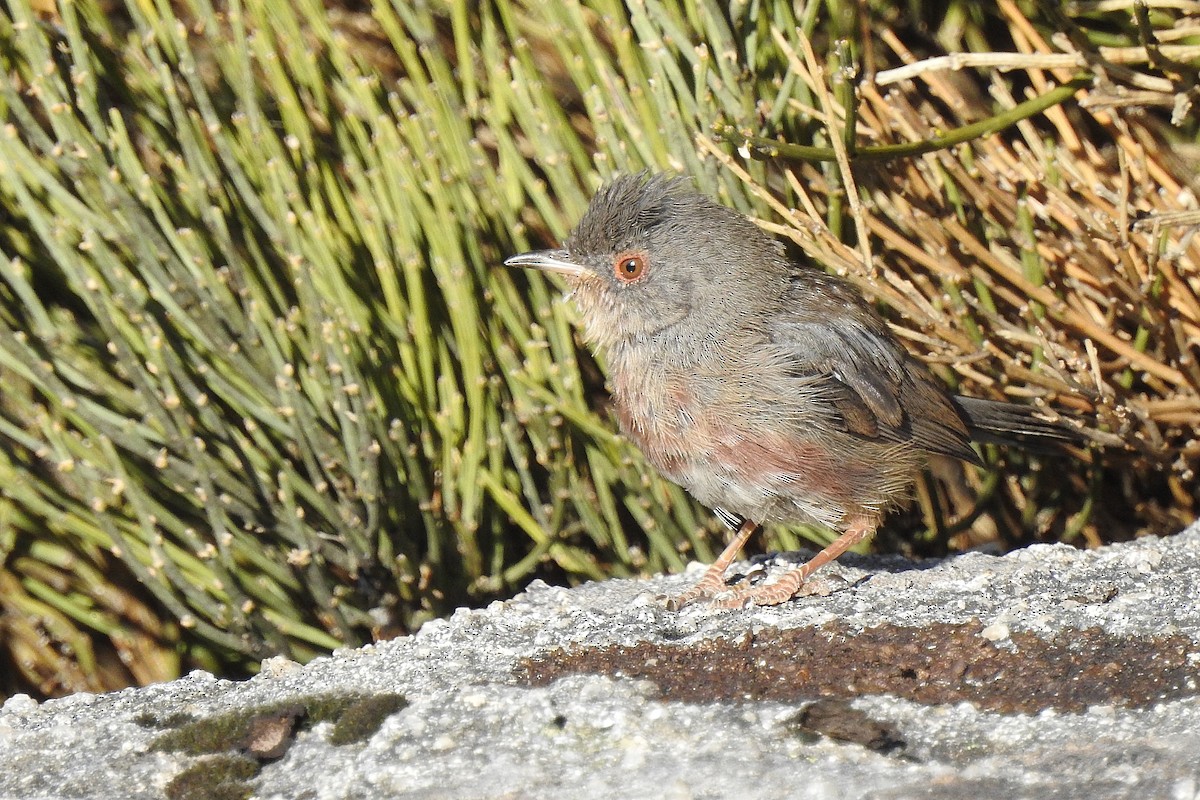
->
[{"left": 613, "top": 251, "right": 647, "bottom": 282}]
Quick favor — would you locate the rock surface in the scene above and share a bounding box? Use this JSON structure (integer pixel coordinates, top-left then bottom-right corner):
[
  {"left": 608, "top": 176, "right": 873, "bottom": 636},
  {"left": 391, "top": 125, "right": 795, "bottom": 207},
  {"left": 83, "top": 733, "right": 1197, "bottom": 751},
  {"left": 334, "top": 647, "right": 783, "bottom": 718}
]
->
[{"left": 2, "top": 525, "right": 1200, "bottom": 800}]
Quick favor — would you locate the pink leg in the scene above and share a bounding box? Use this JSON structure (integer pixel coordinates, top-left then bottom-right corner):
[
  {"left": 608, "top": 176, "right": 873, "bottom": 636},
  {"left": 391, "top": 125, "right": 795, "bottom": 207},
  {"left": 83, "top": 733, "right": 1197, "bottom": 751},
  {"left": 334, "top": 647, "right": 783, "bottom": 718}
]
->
[
  {"left": 711, "top": 516, "right": 877, "bottom": 609},
  {"left": 665, "top": 520, "right": 760, "bottom": 611}
]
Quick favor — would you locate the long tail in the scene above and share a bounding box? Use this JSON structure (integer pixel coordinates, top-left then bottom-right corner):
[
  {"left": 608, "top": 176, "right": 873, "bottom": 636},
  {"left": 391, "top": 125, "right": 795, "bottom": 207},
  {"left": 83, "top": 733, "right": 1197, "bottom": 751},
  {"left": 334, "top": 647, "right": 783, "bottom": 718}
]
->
[{"left": 951, "top": 396, "right": 1119, "bottom": 453}]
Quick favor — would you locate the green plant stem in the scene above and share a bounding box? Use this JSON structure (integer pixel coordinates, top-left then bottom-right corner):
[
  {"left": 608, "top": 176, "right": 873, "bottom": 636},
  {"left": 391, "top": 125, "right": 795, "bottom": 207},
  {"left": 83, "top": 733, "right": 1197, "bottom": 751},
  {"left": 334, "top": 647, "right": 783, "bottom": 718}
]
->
[{"left": 718, "top": 74, "right": 1093, "bottom": 162}]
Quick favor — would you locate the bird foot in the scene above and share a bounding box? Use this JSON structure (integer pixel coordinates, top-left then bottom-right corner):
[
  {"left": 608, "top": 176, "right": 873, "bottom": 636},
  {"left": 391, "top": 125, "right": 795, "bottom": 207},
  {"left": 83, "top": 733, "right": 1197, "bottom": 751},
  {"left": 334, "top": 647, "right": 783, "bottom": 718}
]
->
[
  {"left": 692, "top": 566, "right": 847, "bottom": 610},
  {"left": 705, "top": 519, "right": 876, "bottom": 609},
  {"left": 663, "top": 519, "right": 761, "bottom": 610},
  {"left": 708, "top": 569, "right": 808, "bottom": 609},
  {"left": 665, "top": 565, "right": 775, "bottom": 610},
  {"left": 663, "top": 570, "right": 728, "bottom": 611}
]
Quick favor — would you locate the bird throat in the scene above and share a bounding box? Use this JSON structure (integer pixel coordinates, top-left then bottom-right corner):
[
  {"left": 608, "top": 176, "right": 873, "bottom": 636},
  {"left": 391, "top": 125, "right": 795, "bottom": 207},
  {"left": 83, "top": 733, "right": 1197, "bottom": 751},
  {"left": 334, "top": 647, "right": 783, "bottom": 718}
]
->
[{"left": 567, "top": 274, "right": 696, "bottom": 351}]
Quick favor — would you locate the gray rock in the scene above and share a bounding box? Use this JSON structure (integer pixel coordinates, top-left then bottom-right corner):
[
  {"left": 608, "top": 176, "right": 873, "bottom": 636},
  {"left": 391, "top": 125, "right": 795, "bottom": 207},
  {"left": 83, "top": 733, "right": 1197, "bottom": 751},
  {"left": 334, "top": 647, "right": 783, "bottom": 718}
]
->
[{"left": 2, "top": 524, "right": 1199, "bottom": 800}]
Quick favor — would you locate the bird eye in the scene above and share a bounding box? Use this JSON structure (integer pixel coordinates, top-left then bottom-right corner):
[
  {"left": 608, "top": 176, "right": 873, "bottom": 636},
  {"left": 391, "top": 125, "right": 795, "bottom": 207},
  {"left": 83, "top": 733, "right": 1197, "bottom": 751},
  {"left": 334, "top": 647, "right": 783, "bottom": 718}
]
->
[{"left": 613, "top": 251, "right": 647, "bottom": 283}]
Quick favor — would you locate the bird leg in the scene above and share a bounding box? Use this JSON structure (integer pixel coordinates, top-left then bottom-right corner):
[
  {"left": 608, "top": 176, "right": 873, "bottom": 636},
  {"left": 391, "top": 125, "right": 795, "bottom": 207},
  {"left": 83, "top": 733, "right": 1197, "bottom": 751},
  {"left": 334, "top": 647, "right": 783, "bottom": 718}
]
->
[
  {"left": 664, "top": 519, "right": 759, "bottom": 610},
  {"left": 710, "top": 515, "right": 877, "bottom": 609}
]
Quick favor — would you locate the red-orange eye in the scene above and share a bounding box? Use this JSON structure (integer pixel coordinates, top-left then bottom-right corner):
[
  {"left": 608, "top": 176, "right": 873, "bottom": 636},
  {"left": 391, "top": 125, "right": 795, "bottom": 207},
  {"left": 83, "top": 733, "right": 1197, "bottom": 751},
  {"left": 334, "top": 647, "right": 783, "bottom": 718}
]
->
[{"left": 613, "top": 251, "right": 647, "bottom": 282}]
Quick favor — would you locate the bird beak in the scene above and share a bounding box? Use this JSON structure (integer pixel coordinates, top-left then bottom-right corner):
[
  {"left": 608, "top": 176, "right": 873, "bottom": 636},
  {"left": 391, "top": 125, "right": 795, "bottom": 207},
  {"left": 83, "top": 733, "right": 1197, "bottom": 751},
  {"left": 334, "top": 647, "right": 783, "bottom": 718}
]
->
[{"left": 503, "top": 249, "right": 586, "bottom": 278}]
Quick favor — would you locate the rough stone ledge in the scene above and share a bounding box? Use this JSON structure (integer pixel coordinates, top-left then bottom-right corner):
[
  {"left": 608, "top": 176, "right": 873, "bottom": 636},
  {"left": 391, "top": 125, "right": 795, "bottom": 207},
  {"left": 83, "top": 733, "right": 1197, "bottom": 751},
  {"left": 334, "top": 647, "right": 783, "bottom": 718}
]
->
[{"left": 2, "top": 524, "right": 1199, "bottom": 800}]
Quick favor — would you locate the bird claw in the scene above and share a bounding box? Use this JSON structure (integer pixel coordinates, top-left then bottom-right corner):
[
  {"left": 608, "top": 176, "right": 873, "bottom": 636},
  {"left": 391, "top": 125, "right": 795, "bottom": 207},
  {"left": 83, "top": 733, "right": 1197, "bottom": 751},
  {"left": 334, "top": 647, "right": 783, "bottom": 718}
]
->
[
  {"left": 709, "top": 591, "right": 757, "bottom": 610},
  {"left": 661, "top": 585, "right": 715, "bottom": 611},
  {"left": 661, "top": 593, "right": 688, "bottom": 612},
  {"left": 662, "top": 566, "right": 739, "bottom": 610},
  {"left": 663, "top": 579, "right": 761, "bottom": 611}
]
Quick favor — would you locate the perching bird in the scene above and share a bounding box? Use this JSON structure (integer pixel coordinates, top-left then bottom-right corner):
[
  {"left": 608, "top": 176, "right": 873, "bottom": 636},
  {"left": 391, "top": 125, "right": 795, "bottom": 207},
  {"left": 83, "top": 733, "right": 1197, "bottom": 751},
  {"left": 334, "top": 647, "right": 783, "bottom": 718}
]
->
[{"left": 506, "top": 173, "right": 1091, "bottom": 609}]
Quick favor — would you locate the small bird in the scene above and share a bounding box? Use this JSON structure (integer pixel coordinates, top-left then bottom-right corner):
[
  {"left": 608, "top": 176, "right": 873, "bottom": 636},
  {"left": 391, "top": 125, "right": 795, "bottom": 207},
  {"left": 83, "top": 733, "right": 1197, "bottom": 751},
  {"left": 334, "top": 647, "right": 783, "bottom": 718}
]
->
[{"left": 505, "top": 173, "right": 1087, "bottom": 609}]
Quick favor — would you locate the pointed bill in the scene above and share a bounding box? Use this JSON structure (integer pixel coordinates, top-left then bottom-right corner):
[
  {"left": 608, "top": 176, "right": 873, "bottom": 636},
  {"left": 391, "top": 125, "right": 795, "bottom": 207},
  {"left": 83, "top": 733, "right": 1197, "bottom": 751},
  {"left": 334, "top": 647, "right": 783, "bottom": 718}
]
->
[{"left": 503, "top": 249, "right": 586, "bottom": 278}]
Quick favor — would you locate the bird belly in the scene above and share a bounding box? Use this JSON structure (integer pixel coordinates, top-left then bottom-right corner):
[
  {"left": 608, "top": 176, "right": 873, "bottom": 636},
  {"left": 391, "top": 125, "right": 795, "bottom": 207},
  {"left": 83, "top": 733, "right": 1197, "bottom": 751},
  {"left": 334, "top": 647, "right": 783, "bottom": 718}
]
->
[{"left": 612, "top": 370, "right": 911, "bottom": 530}]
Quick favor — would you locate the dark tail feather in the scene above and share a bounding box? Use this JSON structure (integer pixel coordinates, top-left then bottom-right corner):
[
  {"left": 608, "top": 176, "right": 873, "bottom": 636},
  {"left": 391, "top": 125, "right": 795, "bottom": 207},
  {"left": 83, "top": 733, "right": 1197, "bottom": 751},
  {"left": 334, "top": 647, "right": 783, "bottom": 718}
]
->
[{"left": 951, "top": 396, "right": 1101, "bottom": 454}]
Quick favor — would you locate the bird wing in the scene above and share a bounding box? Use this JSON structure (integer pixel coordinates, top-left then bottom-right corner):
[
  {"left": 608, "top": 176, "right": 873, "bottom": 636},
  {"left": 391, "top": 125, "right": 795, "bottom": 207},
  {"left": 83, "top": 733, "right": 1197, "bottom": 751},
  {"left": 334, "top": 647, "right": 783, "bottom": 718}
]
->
[
  {"left": 769, "top": 315, "right": 904, "bottom": 437},
  {"left": 770, "top": 273, "right": 979, "bottom": 464}
]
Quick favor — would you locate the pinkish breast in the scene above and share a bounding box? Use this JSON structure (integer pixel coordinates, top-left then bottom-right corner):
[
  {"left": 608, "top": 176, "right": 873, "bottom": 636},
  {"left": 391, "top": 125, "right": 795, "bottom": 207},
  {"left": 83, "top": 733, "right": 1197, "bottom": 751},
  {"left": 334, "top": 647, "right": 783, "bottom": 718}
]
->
[
  {"left": 610, "top": 366, "right": 697, "bottom": 482},
  {"left": 607, "top": 351, "right": 912, "bottom": 528}
]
